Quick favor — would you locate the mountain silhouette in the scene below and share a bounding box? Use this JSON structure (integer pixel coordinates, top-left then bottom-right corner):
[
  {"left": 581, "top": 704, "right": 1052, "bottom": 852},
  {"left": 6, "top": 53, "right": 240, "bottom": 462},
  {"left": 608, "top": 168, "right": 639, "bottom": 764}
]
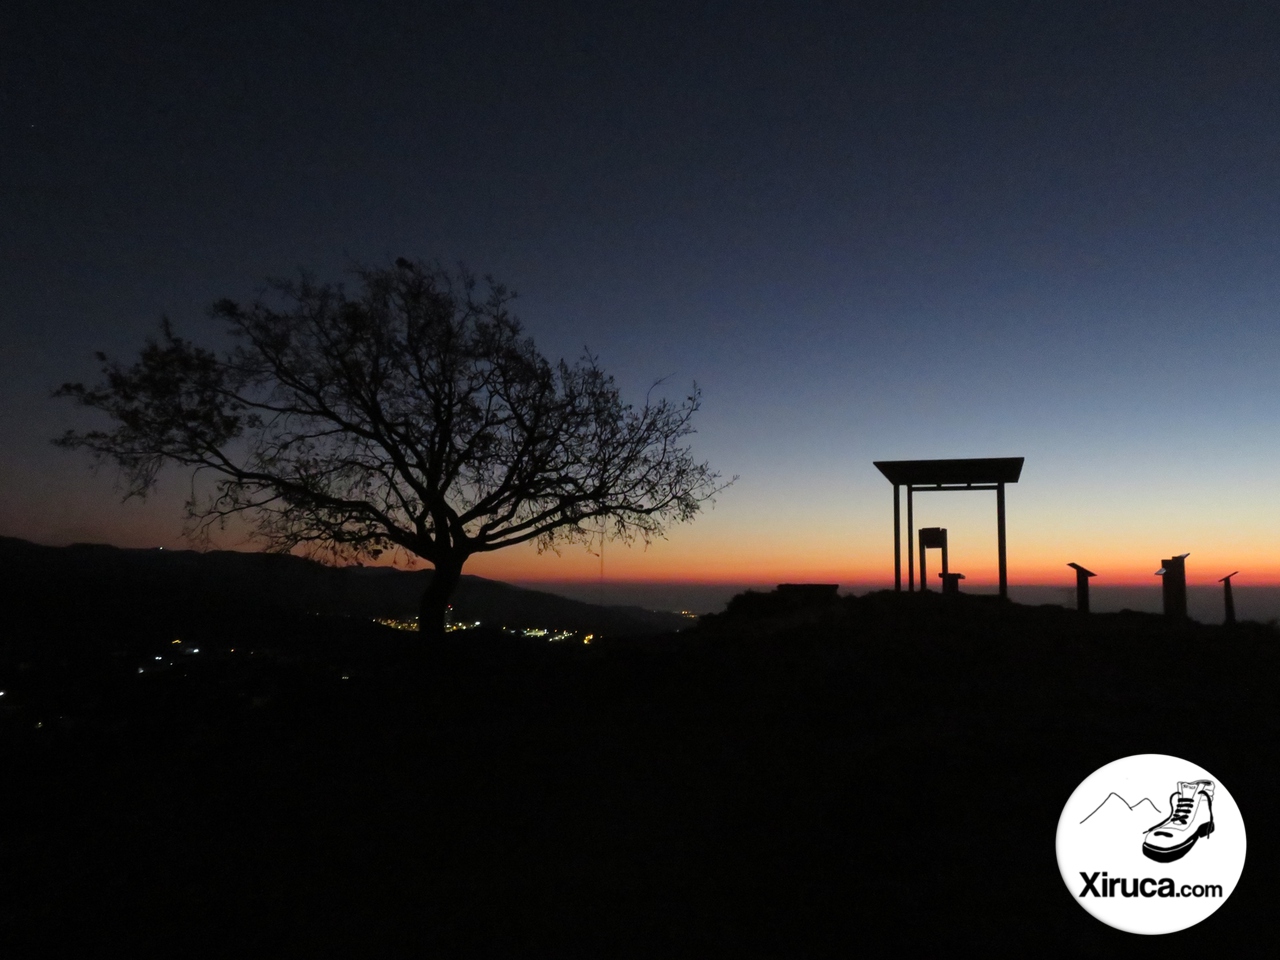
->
[{"left": 0, "top": 536, "right": 688, "bottom": 638}]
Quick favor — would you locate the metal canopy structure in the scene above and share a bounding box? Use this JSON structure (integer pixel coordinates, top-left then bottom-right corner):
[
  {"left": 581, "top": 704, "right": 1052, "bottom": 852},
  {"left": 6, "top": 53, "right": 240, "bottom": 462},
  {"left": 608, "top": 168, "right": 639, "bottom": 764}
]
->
[{"left": 874, "top": 457, "right": 1025, "bottom": 599}]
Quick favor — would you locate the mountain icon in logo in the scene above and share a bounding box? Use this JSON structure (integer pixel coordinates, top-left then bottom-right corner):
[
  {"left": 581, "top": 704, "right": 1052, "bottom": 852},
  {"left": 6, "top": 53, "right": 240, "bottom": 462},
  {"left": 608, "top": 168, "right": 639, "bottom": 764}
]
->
[{"left": 1079, "top": 792, "right": 1162, "bottom": 827}]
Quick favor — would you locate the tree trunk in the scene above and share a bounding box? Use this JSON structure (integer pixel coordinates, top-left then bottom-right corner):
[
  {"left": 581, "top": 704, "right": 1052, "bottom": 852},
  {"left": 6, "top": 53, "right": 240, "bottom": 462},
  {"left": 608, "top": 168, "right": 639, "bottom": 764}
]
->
[{"left": 419, "top": 554, "right": 466, "bottom": 642}]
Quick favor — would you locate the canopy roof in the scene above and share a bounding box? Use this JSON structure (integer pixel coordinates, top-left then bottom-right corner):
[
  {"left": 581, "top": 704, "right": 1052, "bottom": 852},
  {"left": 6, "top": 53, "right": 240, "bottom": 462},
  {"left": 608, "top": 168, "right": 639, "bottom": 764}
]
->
[{"left": 874, "top": 457, "right": 1024, "bottom": 487}]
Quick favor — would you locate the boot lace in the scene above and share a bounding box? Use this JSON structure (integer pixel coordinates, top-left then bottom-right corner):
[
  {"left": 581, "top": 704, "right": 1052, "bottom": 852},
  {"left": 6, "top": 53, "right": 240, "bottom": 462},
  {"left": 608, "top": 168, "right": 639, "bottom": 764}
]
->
[
  {"left": 1147, "top": 795, "right": 1196, "bottom": 833},
  {"left": 1169, "top": 796, "right": 1195, "bottom": 825}
]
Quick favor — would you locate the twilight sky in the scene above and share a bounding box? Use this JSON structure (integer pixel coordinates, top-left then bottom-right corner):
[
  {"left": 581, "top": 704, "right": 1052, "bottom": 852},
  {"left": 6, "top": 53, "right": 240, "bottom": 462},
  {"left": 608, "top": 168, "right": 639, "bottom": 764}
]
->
[{"left": 4, "top": 0, "right": 1280, "bottom": 596}]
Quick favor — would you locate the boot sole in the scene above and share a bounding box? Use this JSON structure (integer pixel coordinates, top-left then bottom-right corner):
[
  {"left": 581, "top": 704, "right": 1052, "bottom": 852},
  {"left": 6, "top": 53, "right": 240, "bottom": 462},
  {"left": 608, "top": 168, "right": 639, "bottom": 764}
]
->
[{"left": 1142, "top": 821, "right": 1214, "bottom": 863}]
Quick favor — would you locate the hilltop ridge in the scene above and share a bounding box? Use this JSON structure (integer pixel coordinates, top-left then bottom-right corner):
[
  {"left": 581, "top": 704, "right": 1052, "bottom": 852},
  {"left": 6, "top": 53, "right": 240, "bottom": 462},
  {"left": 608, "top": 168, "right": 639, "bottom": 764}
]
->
[{"left": 0, "top": 535, "right": 690, "bottom": 638}]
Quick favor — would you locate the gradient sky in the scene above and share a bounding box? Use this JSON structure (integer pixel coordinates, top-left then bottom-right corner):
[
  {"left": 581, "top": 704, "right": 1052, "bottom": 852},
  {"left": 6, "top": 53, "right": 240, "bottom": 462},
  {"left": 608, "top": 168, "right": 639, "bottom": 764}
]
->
[{"left": 4, "top": 0, "right": 1280, "bottom": 597}]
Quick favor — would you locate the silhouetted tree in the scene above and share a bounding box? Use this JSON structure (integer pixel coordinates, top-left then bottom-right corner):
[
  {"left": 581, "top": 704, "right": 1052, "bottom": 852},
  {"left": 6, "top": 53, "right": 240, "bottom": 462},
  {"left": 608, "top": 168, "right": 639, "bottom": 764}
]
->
[{"left": 54, "top": 258, "right": 731, "bottom": 640}]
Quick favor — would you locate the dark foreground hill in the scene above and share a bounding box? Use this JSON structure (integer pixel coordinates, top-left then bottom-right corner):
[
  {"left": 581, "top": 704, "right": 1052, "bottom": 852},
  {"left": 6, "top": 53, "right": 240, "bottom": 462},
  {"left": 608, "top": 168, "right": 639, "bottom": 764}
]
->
[
  {"left": 0, "top": 536, "right": 688, "bottom": 638},
  {"left": 3, "top": 588, "right": 1275, "bottom": 955}
]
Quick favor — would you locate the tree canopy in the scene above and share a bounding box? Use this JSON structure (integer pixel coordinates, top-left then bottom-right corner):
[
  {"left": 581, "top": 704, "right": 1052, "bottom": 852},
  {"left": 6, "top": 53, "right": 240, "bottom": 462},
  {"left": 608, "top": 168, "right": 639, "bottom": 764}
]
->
[{"left": 55, "top": 258, "right": 732, "bottom": 638}]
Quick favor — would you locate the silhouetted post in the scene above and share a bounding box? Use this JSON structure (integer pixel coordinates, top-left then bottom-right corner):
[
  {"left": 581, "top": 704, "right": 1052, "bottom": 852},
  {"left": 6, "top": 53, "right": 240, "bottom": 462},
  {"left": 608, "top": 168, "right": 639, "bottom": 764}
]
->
[
  {"left": 1155, "top": 553, "right": 1190, "bottom": 619},
  {"left": 1220, "top": 571, "right": 1239, "bottom": 625},
  {"left": 997, "top": 482, "right": 1008, "bottom": 599},
  {"left": 940, "top": 571, "right": 965, "bottom": 594},
  {"left": 1067, "top": 563, "right": 1096, "bottom": 613},
  {"left": 907, "top": 486, "right": 915, "bottom": 592},
  {"left": 893, "top": 484, "right": 901, "bottom": 591},
  {"left": 919, "top": 527, "right": 947, "bottom": 592}
]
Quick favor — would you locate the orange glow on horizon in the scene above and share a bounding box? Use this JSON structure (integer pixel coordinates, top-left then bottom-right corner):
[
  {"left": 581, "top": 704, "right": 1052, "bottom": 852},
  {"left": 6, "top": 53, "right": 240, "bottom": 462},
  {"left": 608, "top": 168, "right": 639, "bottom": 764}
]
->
[
  {"left": 16, "top": 485, "right": 1280, "bottom": 590},
  {"left": 16, "top": 529, "right": 1279, "bottom": 589},
  {"left": 453, "top": 535, "right": 1280, "bottom": 589}
]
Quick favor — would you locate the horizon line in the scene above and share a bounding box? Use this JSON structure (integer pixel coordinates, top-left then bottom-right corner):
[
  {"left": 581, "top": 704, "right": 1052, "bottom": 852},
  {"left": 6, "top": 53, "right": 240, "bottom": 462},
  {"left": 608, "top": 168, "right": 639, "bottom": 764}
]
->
[{"left": 8, "top": 535, "right": 1278, "bottom": 588}]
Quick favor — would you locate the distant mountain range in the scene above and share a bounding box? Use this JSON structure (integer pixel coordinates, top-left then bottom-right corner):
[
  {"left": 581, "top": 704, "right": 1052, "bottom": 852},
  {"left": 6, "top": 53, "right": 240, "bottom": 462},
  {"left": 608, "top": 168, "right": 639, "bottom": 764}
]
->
[{"left": 0, "top": 536, "right": 690, "bottom": 637}]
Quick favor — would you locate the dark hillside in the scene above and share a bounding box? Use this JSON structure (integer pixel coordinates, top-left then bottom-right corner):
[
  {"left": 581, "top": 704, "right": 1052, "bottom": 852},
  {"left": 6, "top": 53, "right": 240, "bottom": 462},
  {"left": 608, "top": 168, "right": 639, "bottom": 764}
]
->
[
  {"left": 0, "top": 536, "right": 688, "bottom": 641},
  {"left": 2, "top": 588, "right": 1273, "bottom": 954}
]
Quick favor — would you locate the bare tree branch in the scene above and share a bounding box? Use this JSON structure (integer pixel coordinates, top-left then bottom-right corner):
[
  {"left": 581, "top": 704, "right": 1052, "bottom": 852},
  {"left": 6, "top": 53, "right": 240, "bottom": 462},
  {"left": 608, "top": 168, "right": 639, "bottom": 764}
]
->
[{"left": 53, "top": 257, "right": 735, "bottom": 638}]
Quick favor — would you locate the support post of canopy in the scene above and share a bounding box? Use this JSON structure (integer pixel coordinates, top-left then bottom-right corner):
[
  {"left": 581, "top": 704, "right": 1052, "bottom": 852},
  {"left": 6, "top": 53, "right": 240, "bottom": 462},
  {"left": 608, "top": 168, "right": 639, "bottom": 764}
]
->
[
  {"left": 893, "top": 484, "right": 901, "bottom": 592},
  {"left": 997, "top": 482, "right": 1008, "bottom": 599},
  {"left": 907, "top": 485, "right": 915, "bottom": 592}
]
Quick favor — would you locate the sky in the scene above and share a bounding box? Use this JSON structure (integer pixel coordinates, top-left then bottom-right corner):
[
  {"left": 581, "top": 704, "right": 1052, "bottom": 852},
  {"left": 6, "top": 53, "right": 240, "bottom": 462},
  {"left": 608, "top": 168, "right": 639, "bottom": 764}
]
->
[{"left": 4, "top": 0, "right": 1280, "bottom": 607}]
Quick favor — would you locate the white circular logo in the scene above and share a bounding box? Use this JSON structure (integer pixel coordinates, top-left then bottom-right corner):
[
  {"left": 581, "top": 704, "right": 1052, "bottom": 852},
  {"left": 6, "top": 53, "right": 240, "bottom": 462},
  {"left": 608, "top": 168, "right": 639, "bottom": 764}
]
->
[{"left": 1056, "top": 755, "right": 1245, "bottom": 934}]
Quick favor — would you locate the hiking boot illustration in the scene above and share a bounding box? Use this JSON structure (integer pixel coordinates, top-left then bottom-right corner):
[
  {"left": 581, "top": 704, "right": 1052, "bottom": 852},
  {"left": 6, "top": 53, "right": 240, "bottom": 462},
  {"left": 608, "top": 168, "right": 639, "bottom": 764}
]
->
[{"left": 1142, "top": 780, "right": 1215, "bottom": 863}]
